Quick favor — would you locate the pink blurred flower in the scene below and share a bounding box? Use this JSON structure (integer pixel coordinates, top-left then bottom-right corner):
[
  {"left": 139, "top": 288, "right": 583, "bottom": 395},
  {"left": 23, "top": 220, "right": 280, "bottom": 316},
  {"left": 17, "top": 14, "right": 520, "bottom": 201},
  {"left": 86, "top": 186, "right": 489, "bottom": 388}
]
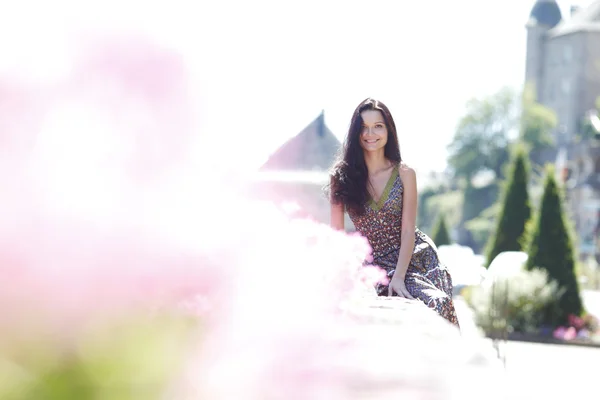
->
[
  {"left": 564, "top": 326, "right": 577, "bottom": 341},
  {"left": 553, "top": 326, "right": 577, "bottom": 341},
  {"left": 577, "top": 329, "right": 590, "bottom": 340},
  {"left": 568, "top": 314, "right": 585, "bottom": 330},
  {"left": 358, "top": 264, "right": 390, "bottom": 287},
  {"left": 173, "top": 206, "right": 374, "bottom": 399},
  {"left": 0, "top": 24, "right": 226, "bottom": 387},
  {"left": 0, "top": 12, "right": 397, "bottom": 400}
]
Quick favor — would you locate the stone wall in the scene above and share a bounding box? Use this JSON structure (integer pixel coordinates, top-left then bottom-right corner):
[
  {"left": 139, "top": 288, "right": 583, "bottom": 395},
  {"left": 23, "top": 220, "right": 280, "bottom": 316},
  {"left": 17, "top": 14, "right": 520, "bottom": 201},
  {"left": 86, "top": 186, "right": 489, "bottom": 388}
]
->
[{"left": 337, "top": 296, "right": 505, "bottom": 399}]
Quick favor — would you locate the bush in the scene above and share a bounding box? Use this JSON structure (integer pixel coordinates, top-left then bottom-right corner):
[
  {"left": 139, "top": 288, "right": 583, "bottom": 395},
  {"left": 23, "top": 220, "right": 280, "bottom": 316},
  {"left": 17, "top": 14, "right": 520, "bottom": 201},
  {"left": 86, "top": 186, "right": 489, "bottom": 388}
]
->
[
  {"left": 484, "top": 145, "right": 532, "bottom": 268},
  {"left": 431, "top": 213, "right": 452, "bottom": 246},
  {"left": 468, "top": 268, "right": 563, "bottom": 335},
  {"left": 525, "top": 164, "right": 584, "bottom": 323}
]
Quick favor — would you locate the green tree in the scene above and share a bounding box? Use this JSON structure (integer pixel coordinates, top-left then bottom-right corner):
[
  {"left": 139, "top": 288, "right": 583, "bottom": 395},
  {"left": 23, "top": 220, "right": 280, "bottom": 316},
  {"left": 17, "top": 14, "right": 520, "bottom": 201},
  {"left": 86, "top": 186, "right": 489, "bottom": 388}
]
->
[
  {"left": 465, "top": 203, "right": 501, "bottom": 253},
  {"left": 519, "top": 83, "right": 557, "bottom": 150},
  {"left": 525, "top": 164, "right": 583, "bottom": 324},
  {"left": 484, "top": 145, "right": 532, "bottom": 267},
  {"left": 459, "top": 180, "right": 500, "bottom": 253},
  {"left": 447, "top": 87, "right": 517, "bottom": 181},
  {"left": 431, "top": 213, "right": 452, "bottom": 246},
  {"left": 417, "top": 186, "right": 439, "bottom": 232}
]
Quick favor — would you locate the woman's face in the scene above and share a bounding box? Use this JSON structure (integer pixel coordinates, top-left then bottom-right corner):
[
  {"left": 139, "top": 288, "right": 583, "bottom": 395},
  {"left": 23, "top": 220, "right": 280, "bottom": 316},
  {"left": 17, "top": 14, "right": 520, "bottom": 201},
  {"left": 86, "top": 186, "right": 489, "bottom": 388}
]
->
[{"left": 359, "top": 109, "right": 388, "bottom": 153}]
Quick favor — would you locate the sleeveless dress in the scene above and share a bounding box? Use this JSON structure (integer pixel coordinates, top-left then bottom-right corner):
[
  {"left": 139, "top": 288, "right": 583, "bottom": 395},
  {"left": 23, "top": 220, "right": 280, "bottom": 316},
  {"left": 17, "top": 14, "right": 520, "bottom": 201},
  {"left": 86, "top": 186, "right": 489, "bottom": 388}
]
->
[{"left": 348, "top": 168, "right": 460, "bottom": 327}]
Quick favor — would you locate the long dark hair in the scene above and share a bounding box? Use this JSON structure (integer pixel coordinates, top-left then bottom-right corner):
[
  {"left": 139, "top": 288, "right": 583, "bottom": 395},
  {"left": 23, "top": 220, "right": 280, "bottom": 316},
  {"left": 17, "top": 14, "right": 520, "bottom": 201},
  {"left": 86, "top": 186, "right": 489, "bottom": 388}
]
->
[{"left": 327, "top": 98, "right": 402, "bottom": 216}]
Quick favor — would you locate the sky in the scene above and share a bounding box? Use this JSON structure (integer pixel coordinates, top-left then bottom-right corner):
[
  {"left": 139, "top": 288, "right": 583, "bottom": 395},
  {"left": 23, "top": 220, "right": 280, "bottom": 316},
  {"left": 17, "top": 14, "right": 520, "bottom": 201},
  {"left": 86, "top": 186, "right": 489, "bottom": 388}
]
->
[
  {"left": 191, "top": 0, "right": 596, "bottom": 179},
  {"left": 0, "top": 0, "right": 596, "bottom": 182}
]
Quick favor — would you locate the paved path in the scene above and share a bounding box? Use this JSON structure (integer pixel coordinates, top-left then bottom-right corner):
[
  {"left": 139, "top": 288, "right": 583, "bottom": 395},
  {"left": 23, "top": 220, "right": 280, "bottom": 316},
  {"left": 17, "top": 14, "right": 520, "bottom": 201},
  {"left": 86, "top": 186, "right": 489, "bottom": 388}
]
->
[
  {"left": 501, "top": 340, "right": 600, "bottom": 399},
  {"left": 455, "top": 293, "right": 600, "bottom": 400}
]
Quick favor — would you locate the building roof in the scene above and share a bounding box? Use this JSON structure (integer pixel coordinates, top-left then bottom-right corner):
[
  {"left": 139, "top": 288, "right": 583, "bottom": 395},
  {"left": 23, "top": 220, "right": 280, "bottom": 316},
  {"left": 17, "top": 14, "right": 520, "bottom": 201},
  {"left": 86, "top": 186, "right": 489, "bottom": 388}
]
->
[
  {"left": 549, "top": 0, "right": 600, "bottom": 37},
  {"left": 528, "top": 0, "right": 562, "bottom": 28},
  {"left": 260, "top": 111, "right": 341, "bottom": 171}
]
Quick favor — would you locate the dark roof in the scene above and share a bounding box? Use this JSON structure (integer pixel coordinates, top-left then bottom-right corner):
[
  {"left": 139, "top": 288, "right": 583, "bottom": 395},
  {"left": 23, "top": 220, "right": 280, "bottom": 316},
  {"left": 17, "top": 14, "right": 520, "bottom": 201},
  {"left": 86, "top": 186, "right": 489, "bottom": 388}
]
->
[
  {"left": 260, "top": 111, "right": 341, "bottom": 171},
  {"left": 550, "top": 0, "right": 600, "bottom": 37},
  {"left": 529, "top": 0, "right": 562, "bottom": 28}
]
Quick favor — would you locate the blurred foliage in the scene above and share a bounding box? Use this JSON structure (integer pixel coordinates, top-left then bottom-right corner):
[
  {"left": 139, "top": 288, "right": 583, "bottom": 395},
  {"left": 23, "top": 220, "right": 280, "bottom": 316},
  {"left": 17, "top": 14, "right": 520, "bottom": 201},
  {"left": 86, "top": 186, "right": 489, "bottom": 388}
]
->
[
  {"left": 461, "top": 183, "right": 500, "bottom": 253},
  {"left": 578, "top": 257, "right": 600, "bottom": 290},
  {"left": 467, "top": 268, "right": 564, "bottom": 335},
  {"left": 519, "top": 83, "right": 556, "bottom": 150},
  {"left": 525, "top": 165, "right": 584, "bottom": 324},
  {"left": 447, "top": 87, "right": 516, "bottom": 181},
  {"left": 0, "top": 312, "right": 200, "bottom": 400},
  {"left": 484, "top": 145, "right": 533, "bottom": 268},
  {"left": 464, "top": 203, "right": 500, "bottom": 253},
  {"left": 431, "top": 213, "right": 452, "bottom": 246},
  {"left": 442, "top": 84, "right": 557, "bottom": 255},
  {"left": 418, "top": 189, "right": 462, "bottom": 235}
]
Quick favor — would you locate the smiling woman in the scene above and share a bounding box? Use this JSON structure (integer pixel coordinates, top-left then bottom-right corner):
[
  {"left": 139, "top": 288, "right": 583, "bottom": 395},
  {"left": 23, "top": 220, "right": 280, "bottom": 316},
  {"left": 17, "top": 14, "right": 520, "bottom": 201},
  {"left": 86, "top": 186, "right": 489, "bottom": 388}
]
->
[
  {"left": 360, "top": 109, "right": 389, "bottom": 152},
  {"left": 327, "top": 98, "right": 460, "bottom": 327}
]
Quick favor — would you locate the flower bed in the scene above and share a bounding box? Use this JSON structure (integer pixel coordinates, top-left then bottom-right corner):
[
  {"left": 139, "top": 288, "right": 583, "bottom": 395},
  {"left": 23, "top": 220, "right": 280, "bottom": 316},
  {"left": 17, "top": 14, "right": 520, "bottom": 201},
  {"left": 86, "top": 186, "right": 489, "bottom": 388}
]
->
[{"left": 463, "top": 269, "right": 600, "bottom": 347}]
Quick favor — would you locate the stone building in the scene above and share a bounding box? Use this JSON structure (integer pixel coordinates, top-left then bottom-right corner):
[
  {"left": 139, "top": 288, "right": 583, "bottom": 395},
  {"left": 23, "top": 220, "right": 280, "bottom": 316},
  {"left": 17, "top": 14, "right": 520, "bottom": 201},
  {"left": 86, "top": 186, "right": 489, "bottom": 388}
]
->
[
  {"left": 563, "top": 112, "right": 600, "bottom": 256},
  {"left": 248, "top": 112, "right": 355, "bottom": 230},
  {"left": 260, "top": 111, "right": 339, "bottom": 172},
  {"left": 525, "top": 0, "right": 600, "bottom": 257},
  {"left": 526, "top": 0, "right": 600, "bottom": 142}
]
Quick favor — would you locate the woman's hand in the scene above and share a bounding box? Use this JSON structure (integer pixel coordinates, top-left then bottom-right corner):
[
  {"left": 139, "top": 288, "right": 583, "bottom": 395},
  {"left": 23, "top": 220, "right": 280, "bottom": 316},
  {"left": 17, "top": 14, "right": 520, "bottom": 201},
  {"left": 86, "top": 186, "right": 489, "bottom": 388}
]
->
[{"left": 387, "top": 276, "right": 414, "bottom": 299}]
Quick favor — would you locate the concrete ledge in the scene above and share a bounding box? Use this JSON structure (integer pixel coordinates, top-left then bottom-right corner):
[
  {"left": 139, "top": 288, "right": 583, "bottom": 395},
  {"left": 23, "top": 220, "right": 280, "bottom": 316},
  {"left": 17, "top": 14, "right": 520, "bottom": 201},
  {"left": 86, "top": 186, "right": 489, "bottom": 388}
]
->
[{"left": 332, "top": 296, "right": 506, "bottom": 399}]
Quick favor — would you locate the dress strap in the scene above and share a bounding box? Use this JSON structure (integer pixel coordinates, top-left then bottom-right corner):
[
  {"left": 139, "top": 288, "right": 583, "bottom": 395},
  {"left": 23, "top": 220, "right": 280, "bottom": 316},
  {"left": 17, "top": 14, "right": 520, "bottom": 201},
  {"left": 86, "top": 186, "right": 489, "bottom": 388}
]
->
[{"left": 369, "top": 167, "right": 398, "bottom": 211}]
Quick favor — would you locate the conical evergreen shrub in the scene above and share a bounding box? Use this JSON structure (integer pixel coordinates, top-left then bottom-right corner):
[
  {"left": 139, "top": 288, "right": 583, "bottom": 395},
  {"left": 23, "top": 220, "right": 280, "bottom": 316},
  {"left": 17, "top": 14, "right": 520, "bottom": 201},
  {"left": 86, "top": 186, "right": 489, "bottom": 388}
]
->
[
  {"left": 431, "top": 213, "right": 451, "bottom": 247},
  {"left": 485, "top": 145, "right": 532, "bottom": 267},
  {"left": 525, "top": 164, "right": 583, "bottom": 324}
]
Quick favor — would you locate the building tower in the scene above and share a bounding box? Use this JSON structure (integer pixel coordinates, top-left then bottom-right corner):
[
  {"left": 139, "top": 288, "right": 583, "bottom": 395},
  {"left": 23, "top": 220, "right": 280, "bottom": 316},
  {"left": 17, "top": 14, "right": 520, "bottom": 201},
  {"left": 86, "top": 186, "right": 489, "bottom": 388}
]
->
[{"left": 525, "top": 0, "right": 562, "bottom": 100}]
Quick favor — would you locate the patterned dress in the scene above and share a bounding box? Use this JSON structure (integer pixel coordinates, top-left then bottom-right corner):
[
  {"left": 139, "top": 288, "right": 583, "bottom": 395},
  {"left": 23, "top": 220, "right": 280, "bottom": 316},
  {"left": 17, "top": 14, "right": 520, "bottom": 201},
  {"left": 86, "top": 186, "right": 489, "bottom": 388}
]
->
[{"left": 348, "top": 167, "right": 460, "bottom": 327}]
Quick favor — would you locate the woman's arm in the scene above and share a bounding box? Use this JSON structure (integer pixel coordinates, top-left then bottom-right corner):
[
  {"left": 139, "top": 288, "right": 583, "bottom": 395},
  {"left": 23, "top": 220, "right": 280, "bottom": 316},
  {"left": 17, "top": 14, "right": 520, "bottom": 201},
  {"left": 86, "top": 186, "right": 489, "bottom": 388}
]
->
[
  {"left": 331, "top": 202, "right": 345, "bottom": 231},
  {"left": 388, "top": 164, "right": 417, "bottom": 297}
]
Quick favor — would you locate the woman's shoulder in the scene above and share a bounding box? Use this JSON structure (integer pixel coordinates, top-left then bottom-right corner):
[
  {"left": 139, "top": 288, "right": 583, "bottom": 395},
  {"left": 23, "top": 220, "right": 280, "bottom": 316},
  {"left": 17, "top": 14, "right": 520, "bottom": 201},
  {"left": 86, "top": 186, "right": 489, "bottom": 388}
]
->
[{"left": 397, "top": 162, "right": 416, "bottom": 178}]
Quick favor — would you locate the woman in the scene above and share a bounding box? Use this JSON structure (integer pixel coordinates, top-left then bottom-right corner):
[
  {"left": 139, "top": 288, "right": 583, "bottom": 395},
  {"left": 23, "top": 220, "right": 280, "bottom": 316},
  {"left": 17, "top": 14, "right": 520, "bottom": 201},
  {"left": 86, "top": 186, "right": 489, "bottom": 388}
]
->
[{"left": 327, "top": 98, "right": 459, "bottom": 327}]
